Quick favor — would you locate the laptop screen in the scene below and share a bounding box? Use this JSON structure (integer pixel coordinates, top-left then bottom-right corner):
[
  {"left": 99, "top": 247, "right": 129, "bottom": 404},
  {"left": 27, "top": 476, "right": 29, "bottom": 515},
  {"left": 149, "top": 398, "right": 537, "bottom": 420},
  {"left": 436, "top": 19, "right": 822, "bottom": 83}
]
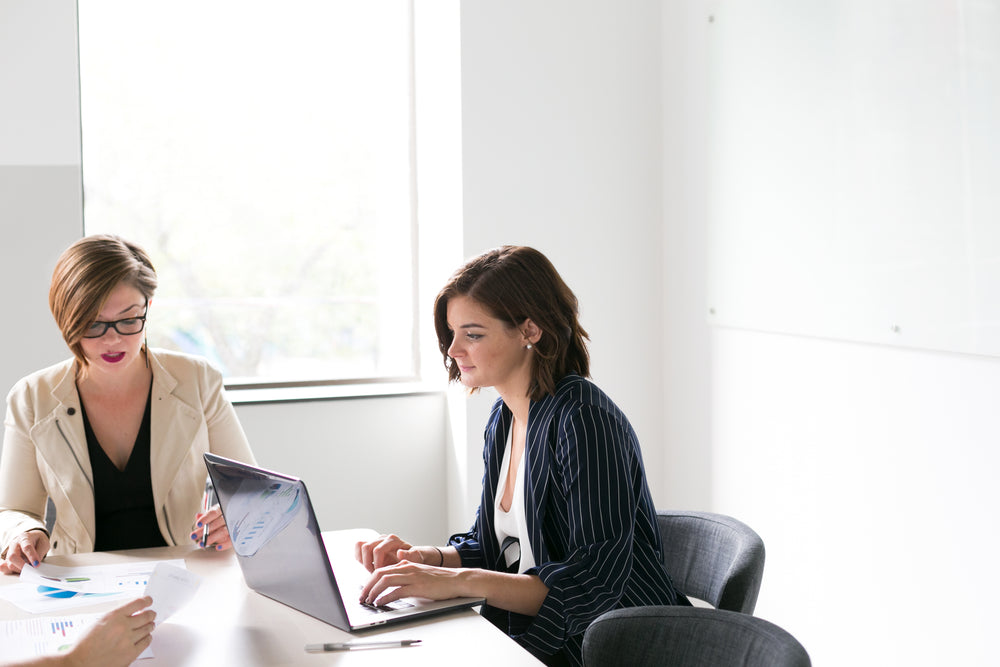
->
[{"left": 204, "top": 454, "right": 350, "bottom": 628}]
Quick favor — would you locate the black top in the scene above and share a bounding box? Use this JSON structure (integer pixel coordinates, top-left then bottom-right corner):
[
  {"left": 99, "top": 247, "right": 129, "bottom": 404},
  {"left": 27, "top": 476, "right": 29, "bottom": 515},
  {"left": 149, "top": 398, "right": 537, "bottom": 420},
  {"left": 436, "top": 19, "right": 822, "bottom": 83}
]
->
[{"left": 83, "top": 386, "right": 167, "bottom": 551}]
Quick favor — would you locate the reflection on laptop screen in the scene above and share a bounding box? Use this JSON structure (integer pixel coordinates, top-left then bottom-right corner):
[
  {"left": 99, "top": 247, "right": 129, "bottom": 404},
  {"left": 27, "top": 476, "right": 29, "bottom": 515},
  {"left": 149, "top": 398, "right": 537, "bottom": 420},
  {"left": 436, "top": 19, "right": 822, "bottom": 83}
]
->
[{"left": 205, "top": 456, "right": 349, "bottom": 626}]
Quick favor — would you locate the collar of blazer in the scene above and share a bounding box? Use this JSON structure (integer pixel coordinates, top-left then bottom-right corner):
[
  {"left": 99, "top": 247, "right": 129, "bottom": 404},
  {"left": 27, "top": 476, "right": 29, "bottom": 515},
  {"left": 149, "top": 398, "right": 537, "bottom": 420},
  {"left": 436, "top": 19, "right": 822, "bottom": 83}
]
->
[
  {"left": 34, "top": 360, "right": 90, "bottom": 484},
  {"left": 145, "top": 349, "right": 208, "bottom": 509}
]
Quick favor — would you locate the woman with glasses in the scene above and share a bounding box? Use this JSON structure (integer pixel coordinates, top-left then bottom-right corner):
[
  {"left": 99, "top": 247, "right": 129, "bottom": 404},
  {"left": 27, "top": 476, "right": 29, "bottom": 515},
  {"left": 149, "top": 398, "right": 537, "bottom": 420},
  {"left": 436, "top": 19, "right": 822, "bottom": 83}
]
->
[
  {"left": 355, "top": 246, "right": 687, "bottom": 666},
  {"left": 0, "top": 235, "right": 256, "bottom": 574}
]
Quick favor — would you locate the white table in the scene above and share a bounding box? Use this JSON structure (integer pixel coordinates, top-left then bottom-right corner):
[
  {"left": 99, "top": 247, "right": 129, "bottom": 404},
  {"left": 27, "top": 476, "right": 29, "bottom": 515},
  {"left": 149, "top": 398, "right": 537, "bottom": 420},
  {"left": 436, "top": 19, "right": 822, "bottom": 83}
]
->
[{"left": 0, "top": 532, "right": 543, "bottom": 666}]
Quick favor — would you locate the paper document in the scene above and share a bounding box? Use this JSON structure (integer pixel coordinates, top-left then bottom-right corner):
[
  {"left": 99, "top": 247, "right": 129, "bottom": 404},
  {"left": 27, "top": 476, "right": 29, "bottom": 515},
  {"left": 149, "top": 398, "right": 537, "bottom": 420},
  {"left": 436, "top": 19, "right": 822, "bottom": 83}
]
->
[
  {"left": 144, "top": 561, "right": 201, "bottom": 625},
  {"left": 0, "top": 560, "right": 201, "bottom": 662},
  {"left": 0, "top": 611, "right": 105, "bottom": 662},
  {"left": 20, "top": 559, "right": 184, "bottom": 595},
  {"left": 1, "top": 559, "right": 187, "bottom": 614}
]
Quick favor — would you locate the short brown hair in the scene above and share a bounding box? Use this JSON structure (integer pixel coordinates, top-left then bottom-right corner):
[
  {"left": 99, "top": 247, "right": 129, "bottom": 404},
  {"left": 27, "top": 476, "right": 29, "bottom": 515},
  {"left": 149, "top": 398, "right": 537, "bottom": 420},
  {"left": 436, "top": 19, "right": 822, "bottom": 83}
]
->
[
  {"left": 433, "top": 246, "right": 589, "bottom": 400},
  {"left": 49, "top": 235, "right": 158, "bottom": 371}
]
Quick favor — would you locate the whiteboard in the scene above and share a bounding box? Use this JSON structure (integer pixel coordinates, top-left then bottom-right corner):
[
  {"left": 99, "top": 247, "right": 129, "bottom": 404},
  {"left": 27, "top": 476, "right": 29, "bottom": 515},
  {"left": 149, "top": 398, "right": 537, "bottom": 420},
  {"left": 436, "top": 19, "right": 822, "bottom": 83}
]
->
[{"left": 706, "top": 0, "right": 1000, "bottom": 356}]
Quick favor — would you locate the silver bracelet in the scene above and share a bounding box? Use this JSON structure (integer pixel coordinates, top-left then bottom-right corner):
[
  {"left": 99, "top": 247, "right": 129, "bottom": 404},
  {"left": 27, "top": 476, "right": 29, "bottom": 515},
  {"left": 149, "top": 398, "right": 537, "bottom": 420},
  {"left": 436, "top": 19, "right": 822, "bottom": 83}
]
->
[{"left": 432, "top": 546, "right": 444, "bottom": 567}]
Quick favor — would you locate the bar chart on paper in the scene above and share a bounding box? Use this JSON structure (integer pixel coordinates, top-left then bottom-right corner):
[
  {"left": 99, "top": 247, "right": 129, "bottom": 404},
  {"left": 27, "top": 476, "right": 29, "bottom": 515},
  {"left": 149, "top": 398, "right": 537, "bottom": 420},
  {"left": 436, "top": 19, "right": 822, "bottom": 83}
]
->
[{"left": 0, "top": 613, "right": 97, "bottom": 660}]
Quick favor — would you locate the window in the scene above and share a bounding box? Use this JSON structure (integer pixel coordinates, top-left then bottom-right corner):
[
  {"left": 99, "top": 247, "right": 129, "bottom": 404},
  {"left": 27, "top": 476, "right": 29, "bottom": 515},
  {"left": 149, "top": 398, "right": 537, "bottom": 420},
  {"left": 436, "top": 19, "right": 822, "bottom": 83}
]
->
[{"left": 78, "top": 0, "right": 417, "bottom": 387}]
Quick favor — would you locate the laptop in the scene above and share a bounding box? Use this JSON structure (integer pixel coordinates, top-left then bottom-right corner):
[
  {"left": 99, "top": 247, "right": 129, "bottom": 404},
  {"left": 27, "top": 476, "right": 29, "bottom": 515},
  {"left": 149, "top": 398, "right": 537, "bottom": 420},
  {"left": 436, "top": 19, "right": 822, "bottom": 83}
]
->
[{"left": 203, "top": 453, "right": 484, "bottom": 631}]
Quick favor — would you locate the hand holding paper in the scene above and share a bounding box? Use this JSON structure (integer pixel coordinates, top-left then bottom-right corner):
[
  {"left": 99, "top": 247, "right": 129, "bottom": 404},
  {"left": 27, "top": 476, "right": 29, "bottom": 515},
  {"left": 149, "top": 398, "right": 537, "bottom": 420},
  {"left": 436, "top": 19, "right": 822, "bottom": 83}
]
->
[{"left": 0, "top": 562, "right": 201, "bottom": 663}]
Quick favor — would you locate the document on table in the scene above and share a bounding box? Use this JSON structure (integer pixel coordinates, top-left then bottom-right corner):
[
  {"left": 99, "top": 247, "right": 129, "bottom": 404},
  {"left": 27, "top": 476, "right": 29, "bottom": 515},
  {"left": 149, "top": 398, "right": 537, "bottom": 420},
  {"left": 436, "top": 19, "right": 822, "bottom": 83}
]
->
[
  {"left": 20, "top": 559, "right": 184, "bottom": 594},
  {"left": 1, "top": 559, "right": 186, "bottom": 613},
  {"left": 0, "top": 561, "right": 201, "bottom": 662}
]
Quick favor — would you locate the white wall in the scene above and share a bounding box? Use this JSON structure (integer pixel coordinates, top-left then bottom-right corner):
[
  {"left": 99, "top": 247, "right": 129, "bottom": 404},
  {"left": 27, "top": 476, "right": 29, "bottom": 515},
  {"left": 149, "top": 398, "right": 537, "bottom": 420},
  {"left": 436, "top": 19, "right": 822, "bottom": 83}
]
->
[
  {"left": 660, "top": 2, "right": 714, "bottom": 510},
  {"left": 0, "top": 0, "right": 83, "bottom": 391},
  {"left": 662, "top": 1, "right": 1000, "bottom": 665},
  {"left": 458, "top": 0, "right": 670, "bottom": 510},
  {"left": 233, "top": 394, "right": 449, "bottom": 545},
  {"left": 710, "top": 329, "right": 1000, "bottom": 666}
]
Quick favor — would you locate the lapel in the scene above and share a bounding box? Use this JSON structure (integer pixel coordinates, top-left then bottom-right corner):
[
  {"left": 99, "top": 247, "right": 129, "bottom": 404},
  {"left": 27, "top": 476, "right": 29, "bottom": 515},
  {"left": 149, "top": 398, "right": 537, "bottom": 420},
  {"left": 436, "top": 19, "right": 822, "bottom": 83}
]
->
[
  {"left": 30, "top": 361, "right": 96, "bottom": 547},
  {"left": 487, "top": 387, "right": 565, "bottom": 566},
  {"left": 524, "top": 392, "right": 555, "bottom": 564},
  {"left": 147, "top": 351, "right": 204, "bottom": 507},
  {"left": 482, "top": 402, "right": 510, "bottom": 566}
]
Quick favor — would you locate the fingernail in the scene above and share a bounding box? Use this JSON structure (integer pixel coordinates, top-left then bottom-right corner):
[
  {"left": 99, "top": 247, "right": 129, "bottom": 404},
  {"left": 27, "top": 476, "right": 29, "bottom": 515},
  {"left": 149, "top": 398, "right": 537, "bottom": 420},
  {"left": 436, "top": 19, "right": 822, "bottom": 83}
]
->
[
  {"left": 190, "top": 533, "right": 198, "bottom": 541},
  {"left": 196, "top": 521, "right": 203, "bottom": 528},
  {"left": 215, "top": 545, "right": 222, "bottom": 551},
  {"left": 33, "top": 560, "right": 39, "bottom": 567}
]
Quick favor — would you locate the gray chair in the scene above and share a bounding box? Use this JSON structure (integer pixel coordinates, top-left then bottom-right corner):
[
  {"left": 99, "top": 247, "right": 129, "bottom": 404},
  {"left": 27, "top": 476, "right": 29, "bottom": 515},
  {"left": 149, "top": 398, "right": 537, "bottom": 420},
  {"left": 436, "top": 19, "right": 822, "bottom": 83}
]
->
[
  {"left": 657, "top": 510, "right": 765, "bottom": 614},
  {"left": 583, "top": 606, "right": 810, "bottom": 667}
]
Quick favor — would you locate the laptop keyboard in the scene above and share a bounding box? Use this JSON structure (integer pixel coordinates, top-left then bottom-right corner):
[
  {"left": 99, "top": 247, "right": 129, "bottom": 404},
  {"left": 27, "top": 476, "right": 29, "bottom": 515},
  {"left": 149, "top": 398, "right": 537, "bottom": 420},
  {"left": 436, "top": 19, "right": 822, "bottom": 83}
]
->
[
  {"left": 358, "top": 599, "right": 414, "bottom": 615},
  {"left": 353, "top": 585, "right": 415, "bottom": 616}
]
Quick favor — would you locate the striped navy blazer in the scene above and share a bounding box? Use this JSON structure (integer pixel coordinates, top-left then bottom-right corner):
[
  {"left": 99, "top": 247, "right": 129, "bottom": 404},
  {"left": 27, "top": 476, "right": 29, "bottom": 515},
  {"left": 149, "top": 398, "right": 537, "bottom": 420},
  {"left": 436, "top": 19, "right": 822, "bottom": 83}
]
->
[{"left": 449, "top": 374, "right": 683, "bottom": 666}]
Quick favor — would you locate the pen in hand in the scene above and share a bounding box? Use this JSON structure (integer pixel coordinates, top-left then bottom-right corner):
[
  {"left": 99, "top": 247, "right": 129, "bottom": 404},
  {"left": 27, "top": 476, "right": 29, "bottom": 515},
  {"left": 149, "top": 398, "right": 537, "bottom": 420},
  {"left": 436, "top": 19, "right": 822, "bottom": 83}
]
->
[
  {"left": 305, "top": 640, "right": 421, "bottom": 652},
  {"left": 200, "top": 485, "right": 212, "bottom": 548}
]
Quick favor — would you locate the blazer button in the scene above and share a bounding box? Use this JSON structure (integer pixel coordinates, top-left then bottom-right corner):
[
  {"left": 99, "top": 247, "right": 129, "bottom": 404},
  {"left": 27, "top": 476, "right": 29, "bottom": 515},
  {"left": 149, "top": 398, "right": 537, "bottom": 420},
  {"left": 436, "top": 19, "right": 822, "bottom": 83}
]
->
[{"left": 67, "top": 407, "right": 76, "bottom": 416}]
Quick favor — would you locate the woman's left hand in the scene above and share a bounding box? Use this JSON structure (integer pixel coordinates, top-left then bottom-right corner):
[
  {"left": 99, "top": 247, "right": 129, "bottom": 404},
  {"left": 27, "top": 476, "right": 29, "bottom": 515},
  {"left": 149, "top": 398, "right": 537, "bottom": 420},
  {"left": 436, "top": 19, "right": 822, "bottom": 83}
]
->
[
  {"left": 190, "top": 505, "right": 232, "bottom": 551},
  {"left": 360, "top": 560, "right": 468, "bottom": 607},
  {"left": 0, "top": 529, "right": 50, "bottom": 574}
]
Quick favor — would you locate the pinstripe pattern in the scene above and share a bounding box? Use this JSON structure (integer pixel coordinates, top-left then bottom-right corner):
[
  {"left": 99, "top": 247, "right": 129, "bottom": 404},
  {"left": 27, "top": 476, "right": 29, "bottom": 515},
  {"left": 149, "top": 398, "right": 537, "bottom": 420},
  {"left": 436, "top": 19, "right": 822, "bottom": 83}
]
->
[{"left": 449, "top": 375, "right": 681, "bottom": 666}]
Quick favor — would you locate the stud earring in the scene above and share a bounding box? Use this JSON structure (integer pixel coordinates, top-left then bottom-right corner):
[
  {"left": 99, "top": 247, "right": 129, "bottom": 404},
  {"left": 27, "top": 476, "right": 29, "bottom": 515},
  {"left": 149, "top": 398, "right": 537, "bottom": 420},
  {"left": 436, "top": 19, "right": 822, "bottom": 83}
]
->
[{"left": 525, "top": 343, "right": 533, "bottom": 350}]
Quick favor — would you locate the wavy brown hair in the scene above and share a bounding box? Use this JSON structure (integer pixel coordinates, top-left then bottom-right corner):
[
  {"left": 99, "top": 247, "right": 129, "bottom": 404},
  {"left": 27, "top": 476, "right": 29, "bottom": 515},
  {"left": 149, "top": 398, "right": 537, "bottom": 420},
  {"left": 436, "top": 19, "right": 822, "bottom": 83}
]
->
[
  {"left": 49, "top": 235, "right": 158, "bottom": 373},
  {"left": 433, "top": 246, "right": 589, "bottom": 400}
]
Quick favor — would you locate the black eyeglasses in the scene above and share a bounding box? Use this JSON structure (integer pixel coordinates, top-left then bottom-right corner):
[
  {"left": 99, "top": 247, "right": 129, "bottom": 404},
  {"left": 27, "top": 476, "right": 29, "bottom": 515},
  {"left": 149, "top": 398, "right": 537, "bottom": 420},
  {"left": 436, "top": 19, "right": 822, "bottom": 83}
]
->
[{"left": 81, "top": 308, "right": 148, "bottom": 339}]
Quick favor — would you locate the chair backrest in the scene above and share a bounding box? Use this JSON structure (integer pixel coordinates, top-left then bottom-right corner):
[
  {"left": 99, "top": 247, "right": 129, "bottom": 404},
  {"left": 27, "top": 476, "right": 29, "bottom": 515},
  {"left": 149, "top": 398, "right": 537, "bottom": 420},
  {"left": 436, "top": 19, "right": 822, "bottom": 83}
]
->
[
  {"left": 583, "top": 606, "right": 810, "bottom": 667},
  {"left": 657, "top": 510, "right": 765, "bottom": 614}
]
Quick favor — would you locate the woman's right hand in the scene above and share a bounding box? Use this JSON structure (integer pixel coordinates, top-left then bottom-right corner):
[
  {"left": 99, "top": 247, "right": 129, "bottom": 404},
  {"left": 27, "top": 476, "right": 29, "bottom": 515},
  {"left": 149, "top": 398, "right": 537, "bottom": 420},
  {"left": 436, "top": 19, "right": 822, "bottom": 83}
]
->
[
  {"left": 1, "top": 529, "right": 50, "bottom": 575},
  {"left": 65, "top": 596, "right": 156, "bottom": 667},
  {"left": 355, "top": 534, "right": 425, "bottom": 572}
]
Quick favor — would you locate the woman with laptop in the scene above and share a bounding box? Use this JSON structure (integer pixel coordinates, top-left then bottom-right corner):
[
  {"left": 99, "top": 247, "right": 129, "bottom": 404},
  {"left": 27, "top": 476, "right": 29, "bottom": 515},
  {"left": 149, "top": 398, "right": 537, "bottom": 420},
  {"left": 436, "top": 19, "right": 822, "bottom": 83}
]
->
[
  {"left": 0, "top": 235, "right": 256, "bottom": 574},
  {"left": 356, "top": 246, "right": 687, "bottom": 666}
]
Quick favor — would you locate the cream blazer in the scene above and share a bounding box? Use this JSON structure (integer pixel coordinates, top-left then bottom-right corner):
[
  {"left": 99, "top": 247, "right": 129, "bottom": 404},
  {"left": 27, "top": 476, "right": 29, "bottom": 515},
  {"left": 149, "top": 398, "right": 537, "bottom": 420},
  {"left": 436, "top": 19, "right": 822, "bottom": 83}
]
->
[{"left": 0, "top": 348, "right": 256, "bottom": 557}]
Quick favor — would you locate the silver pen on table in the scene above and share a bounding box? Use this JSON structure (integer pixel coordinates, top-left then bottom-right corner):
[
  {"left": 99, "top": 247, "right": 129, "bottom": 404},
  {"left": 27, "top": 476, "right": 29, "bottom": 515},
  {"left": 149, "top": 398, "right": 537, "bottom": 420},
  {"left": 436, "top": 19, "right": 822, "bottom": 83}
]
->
[{"left": 305, "top": 639, "right": 422, "bottom": 653}]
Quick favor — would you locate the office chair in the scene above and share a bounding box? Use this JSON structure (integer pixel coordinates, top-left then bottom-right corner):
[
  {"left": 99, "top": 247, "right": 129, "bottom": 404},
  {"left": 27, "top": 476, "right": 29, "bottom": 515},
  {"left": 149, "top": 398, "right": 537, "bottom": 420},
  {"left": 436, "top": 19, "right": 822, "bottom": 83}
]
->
[
  {"left": 582, "top": 606, "right": 810, "bottom": 667},
  {"left": 657, "top": 510, "right": 765, "bottom": 614}
]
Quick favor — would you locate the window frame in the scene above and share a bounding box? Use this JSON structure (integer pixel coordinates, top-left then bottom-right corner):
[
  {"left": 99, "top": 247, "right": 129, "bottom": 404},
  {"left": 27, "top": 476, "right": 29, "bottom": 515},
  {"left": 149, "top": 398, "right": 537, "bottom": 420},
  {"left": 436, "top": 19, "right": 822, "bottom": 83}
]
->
[{"left": 78, "top": 0, "right": 427, "bottom": 396}]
